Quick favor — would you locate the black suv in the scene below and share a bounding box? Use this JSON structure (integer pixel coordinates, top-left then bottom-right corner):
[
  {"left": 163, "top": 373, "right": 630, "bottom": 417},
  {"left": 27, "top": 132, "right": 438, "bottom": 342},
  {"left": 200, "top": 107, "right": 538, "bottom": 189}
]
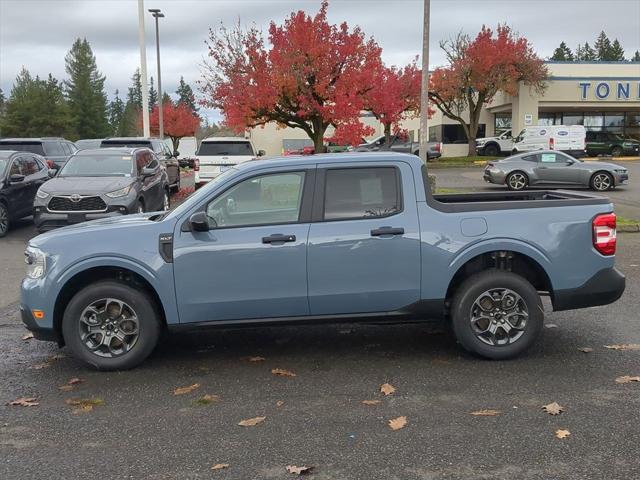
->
[
  {"left": 100, "top": 138, "right": 180, "bottom": 191},
  {"left": 586, "top": 131, "right": 640, "bottom": 157},
  {"left": 0, "top": 138, "right": 78, "bottom": 170},
  {"left": 0, "top": 150, "right": 52, "bottom": 237}
]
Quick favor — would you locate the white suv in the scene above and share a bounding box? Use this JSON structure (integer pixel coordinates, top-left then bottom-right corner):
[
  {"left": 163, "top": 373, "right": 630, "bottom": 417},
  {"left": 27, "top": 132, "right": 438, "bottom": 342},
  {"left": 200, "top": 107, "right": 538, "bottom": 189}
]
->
[{"left": 194, "top": 137, "right": 264, "bottom": 188}]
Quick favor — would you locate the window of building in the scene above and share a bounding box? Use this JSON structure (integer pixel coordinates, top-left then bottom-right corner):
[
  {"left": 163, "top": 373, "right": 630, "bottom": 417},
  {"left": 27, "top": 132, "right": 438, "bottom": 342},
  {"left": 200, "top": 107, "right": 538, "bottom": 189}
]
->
[
  {"left": 323, "top": 167, "right": 400, "bottom": 221},
  {"left": 562, "top": 114, "right": 583, "bottom": 126},
  {"left": 539, "top": 113, "right": 561, "bottom": 126},
  {"left": 494, "top": 114, "right": 511, "bottom": 132},
  {"left": 441, "top": 124, "right": 485, "bottom": 144}
]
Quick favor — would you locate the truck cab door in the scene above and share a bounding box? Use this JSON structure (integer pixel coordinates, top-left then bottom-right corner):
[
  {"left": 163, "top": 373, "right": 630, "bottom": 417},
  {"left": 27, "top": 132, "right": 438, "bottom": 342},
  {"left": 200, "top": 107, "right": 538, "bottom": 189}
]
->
[{"left": 306, "top": 161, "right": 421, "bottom": 315}]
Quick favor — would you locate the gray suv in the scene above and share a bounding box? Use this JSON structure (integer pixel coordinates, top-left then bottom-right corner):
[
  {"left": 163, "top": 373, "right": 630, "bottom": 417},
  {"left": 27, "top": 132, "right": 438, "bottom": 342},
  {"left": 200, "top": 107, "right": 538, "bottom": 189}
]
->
[
  {"left": 354, "top": 135, "right": 442, "bottom": 160},
  {"left": 0, "top": 137, "right": 78, "bottom": 170},
  {"left": 33, "top": 148, "right": 170, "bottom": 232}
]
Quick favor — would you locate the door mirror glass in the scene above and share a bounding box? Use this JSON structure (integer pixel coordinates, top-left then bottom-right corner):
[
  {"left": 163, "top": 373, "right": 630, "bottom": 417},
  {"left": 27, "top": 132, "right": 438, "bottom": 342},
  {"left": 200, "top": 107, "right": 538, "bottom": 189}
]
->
[
  {"left": 48, "top": 168, "right": 57, "bottom": 178},
  {"left": 190, "top": 211, "right": 211, "bottom": 232},
  {"left": 257, "top": 149, "right": 266, "bottom": 157},
  {"left": 141, "top": 166, "right": 156, "bottom": 177},
  {"left": 9, "top": 174, "right": 25, "bottom": 183}
]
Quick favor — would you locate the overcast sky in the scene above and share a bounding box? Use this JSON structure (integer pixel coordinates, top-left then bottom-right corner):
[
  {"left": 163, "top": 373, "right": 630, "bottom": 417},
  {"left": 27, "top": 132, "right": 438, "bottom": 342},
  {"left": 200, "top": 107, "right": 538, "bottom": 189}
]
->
[{"left": 1, "top": 0, "right": 639, "bottom": 123}]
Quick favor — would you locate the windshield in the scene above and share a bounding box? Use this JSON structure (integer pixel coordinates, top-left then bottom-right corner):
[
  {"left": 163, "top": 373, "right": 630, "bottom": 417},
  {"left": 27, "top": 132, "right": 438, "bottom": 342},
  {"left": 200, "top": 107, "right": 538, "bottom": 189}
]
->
[
  {"left": 0, "top": 142, "right": 45, "bottom": 155},
  {"left": 101, "top": 140, "right": 151, "bottom": 148},
  {"left": 197, "top": 141, "right": 255, "bottom": 156},
  {"left": 0, "top": 158, "right": 8, "bottom": 175},
  {"left": 58, "top": 153, "right": 134, "bottom": 177}
]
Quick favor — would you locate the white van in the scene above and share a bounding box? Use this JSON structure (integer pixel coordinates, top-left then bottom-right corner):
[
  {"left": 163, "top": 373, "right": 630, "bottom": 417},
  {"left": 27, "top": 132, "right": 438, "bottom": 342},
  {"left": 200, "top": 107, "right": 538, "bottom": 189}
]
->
[
  {"left": 194, "top": 137, "right": 264, "bottom": 188},
  {"left": 512, "top": 125, "right": 586, "bottom": 158}
]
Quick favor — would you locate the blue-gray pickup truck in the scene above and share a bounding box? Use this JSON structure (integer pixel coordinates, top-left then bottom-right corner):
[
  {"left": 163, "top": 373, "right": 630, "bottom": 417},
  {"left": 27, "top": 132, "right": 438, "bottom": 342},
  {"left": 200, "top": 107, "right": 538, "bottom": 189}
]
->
[{"left": 21, "top": 153, "right": 625, "bottom": 370}]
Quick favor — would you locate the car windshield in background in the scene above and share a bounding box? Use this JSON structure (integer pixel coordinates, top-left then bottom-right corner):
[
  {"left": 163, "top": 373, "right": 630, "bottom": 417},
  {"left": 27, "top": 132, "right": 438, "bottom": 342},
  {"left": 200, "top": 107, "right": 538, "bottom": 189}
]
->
[
  {"left": 76, "top": 139, "right": 103, "bottom": 150},
  {"left": 101, "top": 140, "right": 151, "bottom": 148},
  {"left": 197, "top": 142, "right": 254, "bottom": 156},
  {"left": 0, "top": 158, "right": 8, "bottom": 175},
  {"left": 0, "top": 142, "right": 45, "bottom": 155},
  {"left": 58, "top": 154, "right": 133, "bottom": 177}
]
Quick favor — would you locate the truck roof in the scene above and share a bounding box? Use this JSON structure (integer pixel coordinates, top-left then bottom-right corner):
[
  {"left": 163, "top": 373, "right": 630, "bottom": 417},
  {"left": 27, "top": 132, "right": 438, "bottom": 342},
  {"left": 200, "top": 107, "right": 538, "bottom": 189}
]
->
[{"left": 239, "top": 151, "right": 420, "bottom": 171}]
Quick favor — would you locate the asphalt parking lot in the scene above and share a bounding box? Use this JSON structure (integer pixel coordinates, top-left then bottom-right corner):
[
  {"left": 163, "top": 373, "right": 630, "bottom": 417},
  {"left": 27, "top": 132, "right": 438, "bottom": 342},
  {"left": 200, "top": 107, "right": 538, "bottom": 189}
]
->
[{"left": 1, "top": 172, "right": 639, "bottom": 480}]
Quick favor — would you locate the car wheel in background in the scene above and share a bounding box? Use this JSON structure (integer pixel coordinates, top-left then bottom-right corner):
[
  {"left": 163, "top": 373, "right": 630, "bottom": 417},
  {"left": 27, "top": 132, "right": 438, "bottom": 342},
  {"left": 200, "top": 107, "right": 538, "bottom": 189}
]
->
[
  {"left": 506, "top": 171, "right": 528, "bottom": 191},
  {"left": 62, "top": 281, "right": 162, "bottom": 370},
  {"left": 484, "top": 144, "right": 499, "bottom": 156},
  {"left": 163, "top": 189, "right": 170, "bottom": 211},
  {"left": 610, "top": 146, "right": 623, "bottom": 157},
  {"left": 590, "top": 171, "right": 613, "bottom": 191},
  {"left": 450, "top": 270, "right": 544, "bottom": 360},
  {"left": 136, "top": 201, "right": 145, "bottom": 214},
  {"left": 0, "top": 203, "right": 9, "bottom": 238}
]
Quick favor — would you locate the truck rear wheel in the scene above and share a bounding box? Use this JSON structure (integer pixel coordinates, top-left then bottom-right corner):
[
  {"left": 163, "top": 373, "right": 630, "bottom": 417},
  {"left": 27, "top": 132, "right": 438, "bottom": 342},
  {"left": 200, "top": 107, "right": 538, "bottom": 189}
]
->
[
  {"left": 450, "top": 271, "right": 544, "bottom": 359},
  {"left": 62, "top": 281, "right": 161, "bottom": 370}
]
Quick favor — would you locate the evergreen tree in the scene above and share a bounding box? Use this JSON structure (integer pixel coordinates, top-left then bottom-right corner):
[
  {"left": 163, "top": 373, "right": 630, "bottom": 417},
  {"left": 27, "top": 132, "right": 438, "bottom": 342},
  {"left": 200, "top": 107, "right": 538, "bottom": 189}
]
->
[
  {"left": 594, "top": 31, "right": 613, "bottom": 60},
  {"left": 632, "top": 50, "right": 640, "bottom": 62},
  {"left": 577, "top": 42, "right": 597, "bottom": 61},
  {"left": 108, "top": 89, "right": 125, "bottom": 135},
  {"left": 127, "top": 69, "right": 143, "bottom": 109},
  {"left": 119, "top": 101, "right": 141, "bottom": 136},
  {"left": 610, "top": 39, "right": 625, "bottom": 61},
  {"left": 148, "top": 76, "right": 158, "bottom": 111},
  {"left": 176, "top": 76, "right": 198, "bottom": 114},
  {"left": 551, "top": 41, "right": 574, "bottom": 61},
  {"left": 64, "top": 38, "right": 110, "bottom": 139},
  {"left": 162, "top": 92, "right": 172, "bottom": 105}
]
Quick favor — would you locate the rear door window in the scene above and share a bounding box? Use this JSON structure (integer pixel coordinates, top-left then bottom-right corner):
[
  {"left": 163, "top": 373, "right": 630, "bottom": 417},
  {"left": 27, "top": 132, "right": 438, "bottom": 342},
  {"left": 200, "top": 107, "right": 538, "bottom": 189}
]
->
[
  {"left": 21, "top": 156, "right": 42, "bottom": 176},
  {"left": 197, "top": 141, "right": 255, "bottom": 156},
  {"left": 0, "top": 142, "right": 46, "bottom": 155},
  {"left": 44, "top": 142, "right": 64, "bottom": 156},
  {"left": 323, "top": 167, "right": 400, "bottom": 221}
]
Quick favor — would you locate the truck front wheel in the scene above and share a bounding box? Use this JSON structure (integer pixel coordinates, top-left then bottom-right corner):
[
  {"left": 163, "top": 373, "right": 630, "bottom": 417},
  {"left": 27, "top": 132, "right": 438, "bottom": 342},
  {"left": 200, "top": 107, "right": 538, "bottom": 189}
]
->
[
  {"left": 450, "top": 271, "right": 544, "bottom": 360},
  {"left": 62, "top": 281, "right": 162, "bottom": 370},
  {"left": 484, "top": 144, "right": 499, "bottom": 156}
]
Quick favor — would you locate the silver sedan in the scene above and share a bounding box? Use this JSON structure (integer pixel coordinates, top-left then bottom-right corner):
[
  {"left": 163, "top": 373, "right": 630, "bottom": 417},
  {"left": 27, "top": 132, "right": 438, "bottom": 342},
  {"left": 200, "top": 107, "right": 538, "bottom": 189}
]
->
[{"left": 483, "top": 150, "right": 629, "bottom": 191}]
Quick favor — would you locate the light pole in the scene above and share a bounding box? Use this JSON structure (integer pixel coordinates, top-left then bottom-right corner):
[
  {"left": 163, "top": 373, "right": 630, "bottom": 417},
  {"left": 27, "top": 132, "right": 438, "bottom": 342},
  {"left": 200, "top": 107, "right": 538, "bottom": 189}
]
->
[
  {"left": 149, "top": 8, "right": 165, "bottom": 139},
  {"left": 138, "top": 0, "right": 150, "bottom": 137},
  {"left": 419, "top": 0, "right": 430, "bottom": 164}
]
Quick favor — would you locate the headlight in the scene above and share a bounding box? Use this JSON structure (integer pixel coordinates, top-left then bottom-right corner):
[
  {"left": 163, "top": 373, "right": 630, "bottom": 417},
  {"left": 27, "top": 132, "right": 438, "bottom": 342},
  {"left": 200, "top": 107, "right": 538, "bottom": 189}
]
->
[
  {"left": 105, "top": 184, "right": 132, "bottom": 198},
  {"left": 614, "top": 169, "right": 628, "bottom": 174},
  {"left": 36, "top": 189, "right": 50, "bottom": 199},
  {"left": 24, "top": 246, "right": 46, "bottom": 279}
]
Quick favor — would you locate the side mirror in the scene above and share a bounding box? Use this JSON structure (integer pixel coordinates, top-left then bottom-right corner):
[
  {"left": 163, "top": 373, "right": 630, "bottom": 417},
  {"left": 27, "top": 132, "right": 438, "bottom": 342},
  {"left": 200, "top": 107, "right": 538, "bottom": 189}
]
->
[
  {"left": 141, "top": 166, "right": 157, "bottom": 177},
  {"left": 257, "top": 150, "right": 265, "bottom": 157},
  {"left": 9, "top": 174, "right": 25, "bottom": 183},
  {"left": 48, "top": 169, "right": 57, "bottom": 178},
  {"left": 189, "top": 211, "right": 211, "bottom": 232},
  {"left": 173, "top": 151, "right": 179, "bottom": 158}
]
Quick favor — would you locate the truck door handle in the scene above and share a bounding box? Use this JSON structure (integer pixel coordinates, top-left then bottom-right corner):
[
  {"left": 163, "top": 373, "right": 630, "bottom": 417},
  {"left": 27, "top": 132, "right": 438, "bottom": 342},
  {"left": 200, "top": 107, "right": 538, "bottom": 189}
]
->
[
  {"left": 370, "top": 227, "right": 405, "bottom": 237},
  {"left": 262, "top": 234, "right": 296, "bottom": 244}
]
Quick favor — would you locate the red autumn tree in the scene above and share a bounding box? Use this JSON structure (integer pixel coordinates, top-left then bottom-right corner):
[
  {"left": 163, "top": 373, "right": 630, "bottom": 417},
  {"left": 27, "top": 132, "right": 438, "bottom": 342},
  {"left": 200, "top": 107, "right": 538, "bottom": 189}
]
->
[
  {"left": 200, "top": 1, "right": 382, "bottom": 153},
  {"left": 364, "top": 60, "right": 425, "bottom": 147},
  {"left": 146, "top": 101, "right": 200, "bottom": 156},
  {"left": 429, "top": 25, "right": 548, "bottom": 155}
]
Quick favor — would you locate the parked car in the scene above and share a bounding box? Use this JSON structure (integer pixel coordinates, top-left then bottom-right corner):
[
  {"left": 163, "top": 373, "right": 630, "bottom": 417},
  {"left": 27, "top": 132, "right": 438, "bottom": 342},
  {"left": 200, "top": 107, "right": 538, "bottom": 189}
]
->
[
  {"left": 0, "top": 137, "right": 77, "bottom": 170},
  {"left": 75, "top": 139, "right": 104, "bottom": 151},
  {"left": 33, "top": 148, "right": 170, "bottom": 232},
  {"left": 100, "top": 138, "right": 180, "bottom": 191},
  {"left": 326, "top": 140, "right": 364, "bottom": 153},
  {"left": 586, "top": 131, "right": 640, "bottom": 157},
  {"left": 354, "top": 134, "right": 442, "bottom": 159},
  {"left": 0, "top": 150, "right": 52, "bottom": 237},
  {"left": 476, "top": 130, "right": 513, "bottom": 156},
  {"left": 511, "top": 125, "right": 586, "bottom": 158},
  {"left": 194, "top": 137, "right": 264, "bottom": 189},
  {"left": 483, "top": 150, "right": 629, "bottom": 191},
  {"left": 21, "top": 153, "right": 625, "bottom": 370}
]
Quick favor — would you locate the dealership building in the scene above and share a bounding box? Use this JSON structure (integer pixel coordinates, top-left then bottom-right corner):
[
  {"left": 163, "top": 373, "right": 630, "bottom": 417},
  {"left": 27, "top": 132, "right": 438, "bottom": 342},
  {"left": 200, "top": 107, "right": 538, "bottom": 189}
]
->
[{"left": 248, "top": 61, "right": 640, "bottom": 157}]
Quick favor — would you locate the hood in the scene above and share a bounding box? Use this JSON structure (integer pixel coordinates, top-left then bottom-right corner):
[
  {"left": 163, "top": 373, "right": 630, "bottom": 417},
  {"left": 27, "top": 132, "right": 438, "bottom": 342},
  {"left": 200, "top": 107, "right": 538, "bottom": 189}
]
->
[
  {"left": 476, "top": 136, "right": 500, "bottom": 143},
  {"left": 41, "top": 176, "right": 134, "bottom": 195}
]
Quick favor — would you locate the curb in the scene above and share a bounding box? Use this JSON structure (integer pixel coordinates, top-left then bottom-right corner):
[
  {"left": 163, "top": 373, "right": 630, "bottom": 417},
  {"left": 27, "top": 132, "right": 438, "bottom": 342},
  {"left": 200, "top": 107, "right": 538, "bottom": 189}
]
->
[{"left": 619, "top": 224, "right": 640, "bottom": 233}]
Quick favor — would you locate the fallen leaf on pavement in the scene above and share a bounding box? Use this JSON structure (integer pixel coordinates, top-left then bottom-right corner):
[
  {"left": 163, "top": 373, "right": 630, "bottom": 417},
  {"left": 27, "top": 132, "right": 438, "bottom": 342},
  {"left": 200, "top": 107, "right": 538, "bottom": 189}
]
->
[
  {"left": 577, "top": 347, "right": 593, "bottom": 353},
  {"left": 65, "top": 397, "right": 104, "bottom": 414},
  {"left": 173, "top": 383, "right": 200, "bottom": 395},
  {"left": 195, "top": 394, "right": 221, "bottom": 405},
  {"left": 22, "top": 333, "right": 34, "bottom": 341},
  {"left": 380, "top": 383, "right": 396, "bottom": 396},
  {"left": 212, "top": 463, "right": 230, "bottom": 470},
  {"left": 604, "top": 344, "right": 640, "bottom": 351},
  {"left": 59, "top": 378, "right": 84, "bottom": 391},
  {"left": 67, "top": 378, "right": 83, "bottom": 385},
  {"left": 388, "top": 416, "right": 407, "bottom": 430},
  {"left": 238, "top": 416, "right": 266, "bottom": 427},
  {"left": 29, "top": 362, "right": 51, "bottom": 370},
  {"left": 58, "top": 385, "right": 74, "bottom": 392},
  {"left": 470, "top": 409, "right": 501, "bottom": 416},
  {"left": 272, "top": 368, "right": 296, "bottom": 377},
  {"left": 615, "top": 376, "right": 640, "bottom": 384},
  {"left": 248, "top": 356, "right": 266, "bottom": 362},
  {"left": 286, "top": 465, "right": 313, "bottom": 475},
  {"left": 362, "top": 400, "right": 381, "bottom": 406},
  {"left": 555, "top": 429, "right": 571, "bottom": 439},
  {"left": 276, "top": 400, "right": 285, "bottom": 407},
  {"left": 545, "top": 324, "right": 558, "bottom": 329},
  {"left": 542, "top": 402, "right": 565, "bottom": 415},
  {"left": 8, "top": 397, "right": 39, "bottom": 407}
]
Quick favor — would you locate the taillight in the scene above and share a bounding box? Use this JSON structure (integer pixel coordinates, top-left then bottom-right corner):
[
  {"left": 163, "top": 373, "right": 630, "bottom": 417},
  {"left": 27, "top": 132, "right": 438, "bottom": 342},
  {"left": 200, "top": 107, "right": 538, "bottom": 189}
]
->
[
  {"left": 193, "top": 158, "right": 199, "bottom": 171},
  {"left": 592, "top": 213, "right": 616, "bottom": 255},
  {"left": 435, "top": 142, "right": 441, "bottom": 152},
  {"left": 549, "top": 137, "right": 555, "bottom": 150}
]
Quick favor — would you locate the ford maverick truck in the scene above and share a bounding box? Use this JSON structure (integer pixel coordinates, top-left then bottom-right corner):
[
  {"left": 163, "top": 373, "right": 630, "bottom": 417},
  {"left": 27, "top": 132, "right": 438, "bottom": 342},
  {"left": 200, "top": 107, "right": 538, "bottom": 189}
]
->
[{"left": 21, "top": 153, "right": 625, "bottom": 369}]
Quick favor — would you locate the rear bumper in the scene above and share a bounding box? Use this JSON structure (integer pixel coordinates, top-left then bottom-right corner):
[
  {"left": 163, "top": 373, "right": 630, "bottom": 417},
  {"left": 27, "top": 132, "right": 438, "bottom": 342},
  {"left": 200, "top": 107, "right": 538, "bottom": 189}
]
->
[{"left": 553, "top": 267, "right": 625, "bottom": 311}]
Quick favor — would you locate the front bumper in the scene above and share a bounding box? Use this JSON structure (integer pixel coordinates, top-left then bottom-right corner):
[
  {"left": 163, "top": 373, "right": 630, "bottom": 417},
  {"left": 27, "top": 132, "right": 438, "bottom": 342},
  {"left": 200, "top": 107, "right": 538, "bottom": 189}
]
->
[
  {"left": 20, "top": 305, "right": 59, "bottom": 342},
  {"left": 33, "top": 197, "right": 138, "bottom": 232},
  {"left": 613, "top": 172, "right": 629, "bottom": 186},
  {"left": 553, "top": 267, "right": 625, "bottom": 311}
]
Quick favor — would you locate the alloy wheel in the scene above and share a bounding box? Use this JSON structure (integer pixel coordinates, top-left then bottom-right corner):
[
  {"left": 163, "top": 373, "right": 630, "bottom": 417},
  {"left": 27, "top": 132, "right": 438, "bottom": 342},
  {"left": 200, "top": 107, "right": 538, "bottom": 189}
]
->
[
  {"left": 593, "top": 173, "right": 612, "bottom": 191},
  {"left": 508, "top": 173, "right": 527, "bottom": 190},
  {"left": 0, "top": 205, "right": 8, "bottom": 236},
  {"left": 78, "top": 298, "right": 140, "bottom": 358},
  {"left": 469, "top": 288, "right": 529, "bottom": 346}
]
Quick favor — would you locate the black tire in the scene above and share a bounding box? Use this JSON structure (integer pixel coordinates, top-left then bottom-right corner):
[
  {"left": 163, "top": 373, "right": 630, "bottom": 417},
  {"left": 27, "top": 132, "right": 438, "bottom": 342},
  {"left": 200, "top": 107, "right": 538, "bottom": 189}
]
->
[
  {"left": 62, "top": 281, "right": 161, "bottom": 370},
  {"left": 450, "top": 270, "right": 544, "bottom": 360},
  {"left": 590, "top": 171, "right": 614, "bottom": 191},
  {"left": 484, "top": 144, "right": 499, "bottom": 156},
  {"left": 610, "top": 146, "right": 623, "bottom": 157},
  {"left": 506, "top": 171, "right": 528, "bottom": 191},
  {"left": 0, "top": 202, "right": 9, "bottom": 238}
]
